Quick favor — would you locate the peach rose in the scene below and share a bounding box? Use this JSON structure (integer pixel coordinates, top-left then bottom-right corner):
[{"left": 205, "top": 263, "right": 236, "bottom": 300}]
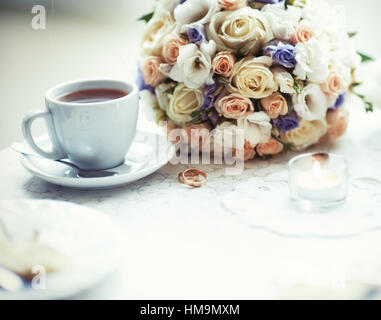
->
[
  {"left": 256, "top": 137, "right": 284, "bottom": 157},
  {"left": 183, "top": 123, "right": 212, "bottom": 150},
  {"left": 326, "top": 108, "right": 349, "bottom": 140},
  {"left": 142, "top": 56, "right": 167, "bottom": 88},
  {"left": 234, "top": 140, "right": 256, "bottom": 161},
  {"left": 243, "top": 141, "right": 256, "bottom": 160},
  {"left": 260, "top": 92, "right": 288, "bottom": 119},
  {"left": 218, "top": 0, "right": 247, "bottom": 11},
  {"left": 321, "top": 71, "right": 347, "bottom": 100},
  {"left": 212, "top": 51, "right": 236, "bottom": 77},
  {"left": 162, "top": 35, "right": 188, "bottom": 64},
  {"left": 291, "top": 25, "right": 313, "bottom": 45},
  {"left": 215, "top": 92, "right": 254, "bottom": 119}
]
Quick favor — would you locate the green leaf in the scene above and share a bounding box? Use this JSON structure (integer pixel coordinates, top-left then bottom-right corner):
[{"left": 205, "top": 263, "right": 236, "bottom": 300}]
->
[
  {"left": 138, "top": 11, "right": 154, "bottom": 23},
  {"left": 357, "top": 51, "right": 375, "bottom": 63},
  {"left": 191, "top": 111, "right": 201, "bottom": 118},
  {"left": 350, "top": 82, "right": 362, "bottom": 89},
  {"left": 352, "top": 91, "right": 374, "bottom": 113},
  {"left": 217, "top": 77, "right": 230, "bottom": 85},
  {"left": 285, "top": 0, "right": 306, "bottom": 9},
  {"left": 348, "top": 32, "right": 358, "bottom": 38},
  {"left": 365, "top": 101, "right": 374, "bottom": 113},
  {"left": 293, "top": 78, "right": 304, "bottom": 94},
  {"left": 272, "top": 135, "right": 298, "bottom": 153}
]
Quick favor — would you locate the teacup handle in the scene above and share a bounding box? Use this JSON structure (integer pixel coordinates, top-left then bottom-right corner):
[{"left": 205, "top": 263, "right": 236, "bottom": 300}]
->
[{"left": 22, "top": 110, "right": 67, "bottom": 160}]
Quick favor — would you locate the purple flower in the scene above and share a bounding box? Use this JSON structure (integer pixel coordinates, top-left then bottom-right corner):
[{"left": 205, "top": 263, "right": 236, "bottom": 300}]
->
[
  {"left": 200, "top": 81, "right": 220, "bottom": 127},
  {"left": 187, "top": 25, "right": 207, "bottom": 45},
  {"left": 264, "top": 41, "right": 297, "bottom": 69},
  {"left": 201, "top": 81, "right": 218, "bottom": 111},
  {"left": 201, "top": 110, "right": 219, "bottom": 128},
  {"left": 179, "top": 0, "right": 187, "bottom": 3},
  {"left": 272, "top": 115, "right": 299, "bottom": 133},
  {"left": 136, "top": 65, "right": 154, "bottom": 93},
  {"left": 329, "top": 93, "right": 346, "bottom": 110}
]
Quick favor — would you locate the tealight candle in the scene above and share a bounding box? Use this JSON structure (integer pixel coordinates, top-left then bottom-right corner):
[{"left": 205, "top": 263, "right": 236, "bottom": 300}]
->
[{"left": 288, "top": 153, "right": 348, "bottom": 210}]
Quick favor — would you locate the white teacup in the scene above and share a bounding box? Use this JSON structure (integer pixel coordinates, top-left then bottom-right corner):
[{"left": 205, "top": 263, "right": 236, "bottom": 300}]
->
[{"left": 22, "top": 79, "right": 139, "bottom": 170}]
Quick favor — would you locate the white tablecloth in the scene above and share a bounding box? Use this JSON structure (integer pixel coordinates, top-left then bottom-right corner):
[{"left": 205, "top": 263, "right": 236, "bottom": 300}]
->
[{"left": 1, "top": 94, "right": 381, "bottom": 299}]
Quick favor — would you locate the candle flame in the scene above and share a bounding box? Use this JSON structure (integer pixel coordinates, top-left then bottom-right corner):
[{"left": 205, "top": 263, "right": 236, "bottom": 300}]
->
[{"left": 312, "top": 160, "right": 322, "bottom": 179}]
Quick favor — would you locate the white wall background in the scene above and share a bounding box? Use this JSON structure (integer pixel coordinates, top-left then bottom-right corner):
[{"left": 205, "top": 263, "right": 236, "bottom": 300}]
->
[{"left": 0, "top": 0, "right": 379, "bottom": 149}]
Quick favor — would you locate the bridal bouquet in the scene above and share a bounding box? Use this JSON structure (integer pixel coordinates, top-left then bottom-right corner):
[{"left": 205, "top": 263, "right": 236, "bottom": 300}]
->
[{"left": 138, "top": 0, "right": 368, "bottom": 160}]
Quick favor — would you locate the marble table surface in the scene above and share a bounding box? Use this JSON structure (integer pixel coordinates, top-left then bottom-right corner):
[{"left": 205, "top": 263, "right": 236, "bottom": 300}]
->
[{"left": 1, "top": 95, "right": 381, "bottom": 300}]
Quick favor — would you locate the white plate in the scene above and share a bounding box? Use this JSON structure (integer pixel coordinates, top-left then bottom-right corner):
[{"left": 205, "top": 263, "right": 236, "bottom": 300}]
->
[
  {"left": 19, "top": 131, "right": 175, "bottom": 190},
  {"left": 0, "top": 199, "right": 123, "bottom": 300}
]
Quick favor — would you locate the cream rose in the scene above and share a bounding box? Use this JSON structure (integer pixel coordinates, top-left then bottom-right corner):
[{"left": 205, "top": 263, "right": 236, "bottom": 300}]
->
[
  {"left": 272, "top": 67, "right": 296, "bottom": 94},
  {"left": 215, "top": 92, "right": 254, "bottom": 119},
  {"left": 174, "top": 0, "right": 220, "bottom": 33},
  {"left": 218, "top": 0, "right": 247, "bottom": 10},
  {"left": 162, "top": 35, "right": 188, "bottom": 64},
  {"left": 160, "top": 42, "right": 215, "bottom": 89},
  {"left": 237, "top": 112, "right": 272, "bottom": 146},
  {"left": 228, "top": 56, "right": 278, "bottom": 99},
  {"left": 260, "top": 92, "right": 288, "bottom": 119},
  {"left": 293, "top": 84, "right": 328, "bottom": 121},
  {"left": 167, "top": 83, "right": 204, "bottom": 126},
  {"left": 155, "top": 82, "right": 177, "bottom": 111},
  {"left": 207, "top": 7, "right": 273, "bottom": 55},
  {"left": 141, "top": 12, "right": 176, "bottom": 56},
  {"left": 212, "top": 51, "right": 236, "bottom": 78},
  {"left": 281, "top": 119, "right": 328, "bottom": 150},
  {"left": 257, "top": 137, "right": 284, "bottom": 157},
  {"left": 142, "top": 56, "right": 167, "bottom": 88}
]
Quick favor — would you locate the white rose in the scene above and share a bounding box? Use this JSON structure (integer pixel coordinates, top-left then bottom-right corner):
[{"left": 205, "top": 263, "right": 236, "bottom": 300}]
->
[
  {"left": 262, "top": 3, "right": 302, "bottom": 40},
  {"left": 302, "top": 0, "right": 359, "bottom": 69},
  {"left": 272, "top": 66, "right": 296, "bottom": 94},
  {"left": 155, "top": 82, "right": 177, "bottom": 111},
  {"left": 237, "top": 112, "right": 272, "bottom": 146},
  {"left": 207, "top": 7, "right": 273, "bottom": 55},
  {"left": 281, "top": 119, "right": 328, "bottom": 151},
  {"left": 141, "top": 12, "right": 176, "bottom": 56},
  {"left": 228, "top": 56, "right": 278, "bottom": 99},
  {"left": 293, "top": 84, "right": 328, "bottom": 121},
  {"left": 167, "top": 83, "right": 204, "bottom": 126},
  {"left": 293, "top": 38, "right": 330, "bottom": 83},
  {"left": 174, "top": 0, "right": 220, "bottom": 33},
  {"left": 160, "top": 42, "right": 216, "bottom": 89},
  {"left": 303, "top": 0, "right": 345, "bottom": 37},
  {"left": 156, "top": 0, "right": 180, "bottom": 14}
]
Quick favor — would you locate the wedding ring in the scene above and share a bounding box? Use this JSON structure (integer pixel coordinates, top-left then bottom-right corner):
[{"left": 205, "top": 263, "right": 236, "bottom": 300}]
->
[{"left": 178, "top": 169, "right": 207, "bottom": 188}]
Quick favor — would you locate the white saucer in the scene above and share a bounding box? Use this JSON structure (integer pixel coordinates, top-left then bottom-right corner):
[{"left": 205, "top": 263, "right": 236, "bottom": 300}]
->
[
  {"left": 0, "top": 200, "right": 123, "bottom": 300},
  {"left": 19, "top": 131, "right": 175, "bottom": 190}
]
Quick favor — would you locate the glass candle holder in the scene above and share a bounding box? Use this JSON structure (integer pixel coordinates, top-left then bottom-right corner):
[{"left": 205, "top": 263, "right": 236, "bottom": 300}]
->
[{"left": 288, "top": 153, "right": 348, "bottom": 210}]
